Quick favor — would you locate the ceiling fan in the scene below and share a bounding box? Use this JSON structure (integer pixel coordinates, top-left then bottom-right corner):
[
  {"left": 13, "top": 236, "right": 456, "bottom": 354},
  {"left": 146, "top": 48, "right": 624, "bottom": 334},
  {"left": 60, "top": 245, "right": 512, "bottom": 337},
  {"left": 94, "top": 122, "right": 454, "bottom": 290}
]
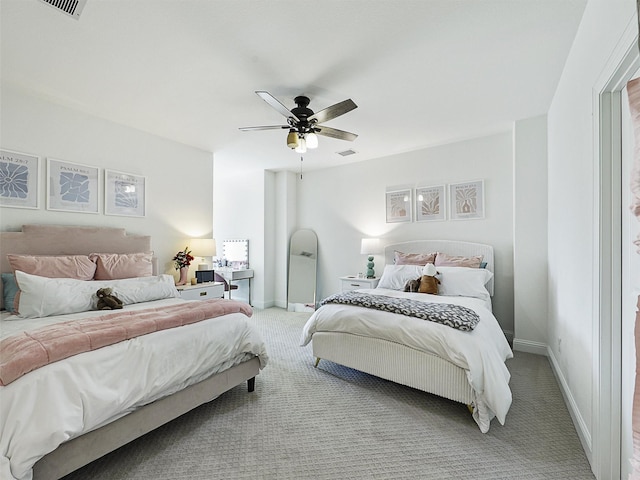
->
[{"left": 239, "top": 91, "right": 358, "bottom": 153}]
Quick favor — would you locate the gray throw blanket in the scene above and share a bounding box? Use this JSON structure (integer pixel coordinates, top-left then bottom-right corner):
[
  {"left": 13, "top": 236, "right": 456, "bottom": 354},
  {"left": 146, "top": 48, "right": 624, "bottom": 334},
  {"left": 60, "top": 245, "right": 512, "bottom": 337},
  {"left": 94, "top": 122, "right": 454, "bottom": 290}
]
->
[{"left": 320, "top": 292, "right": 480, "bottom": 331}]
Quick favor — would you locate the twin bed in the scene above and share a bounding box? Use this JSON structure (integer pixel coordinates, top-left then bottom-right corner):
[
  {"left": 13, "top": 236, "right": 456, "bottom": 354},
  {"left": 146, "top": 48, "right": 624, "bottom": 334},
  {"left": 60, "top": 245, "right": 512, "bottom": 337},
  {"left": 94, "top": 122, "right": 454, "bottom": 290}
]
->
[
  {"left": 1, "top": 227, "right": 512, "bottom": 479},
  {"left": 301, "top": 240, "right": 513, "bottom": 433},
  {"left": 0, "top": 225, "right": 268, "bottom": 480}
]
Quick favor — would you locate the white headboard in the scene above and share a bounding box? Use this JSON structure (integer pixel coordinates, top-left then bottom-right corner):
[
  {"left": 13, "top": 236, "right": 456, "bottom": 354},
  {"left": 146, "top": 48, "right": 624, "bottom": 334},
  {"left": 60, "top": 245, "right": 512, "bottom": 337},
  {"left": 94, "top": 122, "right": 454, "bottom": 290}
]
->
[{"left": 383, "top": 240, "right": 495, "bottom": 295}]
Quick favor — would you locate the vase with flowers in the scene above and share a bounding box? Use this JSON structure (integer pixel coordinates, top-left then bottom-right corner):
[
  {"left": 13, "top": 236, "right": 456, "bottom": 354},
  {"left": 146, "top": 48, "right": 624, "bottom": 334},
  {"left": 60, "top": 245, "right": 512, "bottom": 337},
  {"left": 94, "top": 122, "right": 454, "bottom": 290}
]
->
[{"left": 173, "top": 246, "right": 194, "bottom": 285}]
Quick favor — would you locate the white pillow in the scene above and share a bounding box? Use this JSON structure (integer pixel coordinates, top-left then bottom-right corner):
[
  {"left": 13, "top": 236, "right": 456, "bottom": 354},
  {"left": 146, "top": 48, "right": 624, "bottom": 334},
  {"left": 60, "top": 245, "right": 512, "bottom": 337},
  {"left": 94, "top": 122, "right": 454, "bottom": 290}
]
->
[
  {"left": 14, "top": 271, "right": 179, "bottom": 319},
  {"left": 377, "top": 265, "right": 423, "bottom": 290},
  {"left": 437, "top": 266, "right": 493, "bottom": 300}
]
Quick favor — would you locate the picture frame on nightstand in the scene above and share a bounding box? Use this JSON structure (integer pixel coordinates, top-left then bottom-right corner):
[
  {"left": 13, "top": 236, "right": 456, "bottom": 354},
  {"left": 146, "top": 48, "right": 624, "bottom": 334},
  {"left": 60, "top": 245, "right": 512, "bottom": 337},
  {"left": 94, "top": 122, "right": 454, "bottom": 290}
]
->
[{"left": 195, "top": 269, "right": 215, "bottom": 283}]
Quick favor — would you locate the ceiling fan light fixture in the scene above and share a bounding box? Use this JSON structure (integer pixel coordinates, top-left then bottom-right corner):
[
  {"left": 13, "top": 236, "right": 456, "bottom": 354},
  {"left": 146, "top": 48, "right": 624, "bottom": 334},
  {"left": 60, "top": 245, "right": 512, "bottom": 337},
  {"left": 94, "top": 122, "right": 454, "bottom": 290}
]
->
[
  {"left": 287, "top": 130, "right": 299, "bottom": 149},
  {"left": 241, "top": 91, "right": 358, "bottom": 153},
  {"left": 306, "top": 132, "right": 318, "bottom": 149},
  {"left": 295, "top": 136, "right": 307, "bottom": 153}
]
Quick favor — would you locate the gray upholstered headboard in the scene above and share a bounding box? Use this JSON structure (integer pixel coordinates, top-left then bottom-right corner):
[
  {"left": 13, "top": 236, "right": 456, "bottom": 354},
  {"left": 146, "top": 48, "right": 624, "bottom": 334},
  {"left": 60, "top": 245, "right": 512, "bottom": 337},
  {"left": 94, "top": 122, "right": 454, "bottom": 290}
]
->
[
  {"left": 0, "top": 224, "right": 156, "bottom": 309},
  {"left": 383, "top": 240, "right": 495, "bottom": 295}
]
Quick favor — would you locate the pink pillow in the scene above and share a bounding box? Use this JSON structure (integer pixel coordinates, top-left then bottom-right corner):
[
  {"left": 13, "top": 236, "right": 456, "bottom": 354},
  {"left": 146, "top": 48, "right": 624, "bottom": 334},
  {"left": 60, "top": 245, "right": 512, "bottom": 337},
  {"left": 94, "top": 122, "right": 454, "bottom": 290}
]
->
[
  {"left": 434, "top": 253, "right": 483, "bottom": 268},
  {"left": 7, "top": 254, "right": 96, "bottom": 280},
  {"left": 393, "top": 251, "right": 437, "bottom": 266},
  {"left": 90, "top": 253, "right": 153, "bottom": 280}
]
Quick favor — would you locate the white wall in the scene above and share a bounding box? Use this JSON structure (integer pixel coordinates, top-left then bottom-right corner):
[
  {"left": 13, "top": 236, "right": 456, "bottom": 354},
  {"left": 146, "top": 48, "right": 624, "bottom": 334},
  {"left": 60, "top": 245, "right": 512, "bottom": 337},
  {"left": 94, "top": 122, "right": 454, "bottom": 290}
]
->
[
  {"left": 0, "top": 85, "right": 214, "bottom": 281},
  {"left": 513, "top": 115, "right": 548, "bottom": 354},
  {"left": 213, "top": 132, "right": 515, "bottom": 331},
  {"left": 295, "top": 132, "right": 515, "bottom": 334},
  {"left": 546, "top": 0, "right": 636, "bottom": 474},
  {"left": 213, "top": 166, "right": 268, "bottom": 306},
  {"left": 274, "top": 171, "right": 298, "bottom": 309}
]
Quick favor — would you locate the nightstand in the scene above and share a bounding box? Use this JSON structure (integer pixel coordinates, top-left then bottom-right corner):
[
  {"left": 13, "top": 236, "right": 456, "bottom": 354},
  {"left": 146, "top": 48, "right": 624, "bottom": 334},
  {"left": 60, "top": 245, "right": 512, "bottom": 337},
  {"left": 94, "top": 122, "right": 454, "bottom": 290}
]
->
[
  {"left": 176, "top": 282, "right": 225, "bottom": 301},
  {"left": 339, "top": 276, "right": 380, "bottom": 292}
]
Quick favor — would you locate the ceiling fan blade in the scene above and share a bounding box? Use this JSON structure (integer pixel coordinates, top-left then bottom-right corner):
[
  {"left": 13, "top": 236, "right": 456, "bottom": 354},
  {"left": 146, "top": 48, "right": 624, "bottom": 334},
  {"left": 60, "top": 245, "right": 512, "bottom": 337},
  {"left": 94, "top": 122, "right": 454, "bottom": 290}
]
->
[
  {"left": 314, "top": 125, "right": 358, "bottom": 141},
  {"left": 308, "top": 99, "right": 357, "bottom": 124},
  {"left": 239, "top": 125, "right": 289, "bottom": 131},
  {"left": 255, "top": 91, "right": 300, "bottom": 122}
]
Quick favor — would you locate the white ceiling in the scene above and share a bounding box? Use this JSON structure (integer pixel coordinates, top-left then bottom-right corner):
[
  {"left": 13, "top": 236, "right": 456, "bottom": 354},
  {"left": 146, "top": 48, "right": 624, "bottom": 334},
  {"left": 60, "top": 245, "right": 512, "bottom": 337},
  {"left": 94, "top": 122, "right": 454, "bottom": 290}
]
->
[{"left": 1, "top": 0, "right": 586, "bottom": 173}]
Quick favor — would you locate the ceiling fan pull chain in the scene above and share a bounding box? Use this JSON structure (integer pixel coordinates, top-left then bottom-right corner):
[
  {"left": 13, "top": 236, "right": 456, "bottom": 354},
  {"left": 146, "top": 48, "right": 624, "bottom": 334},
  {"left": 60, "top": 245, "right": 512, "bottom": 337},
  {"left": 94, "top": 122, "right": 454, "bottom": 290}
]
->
[{"left": 300, "top": 155, "right": 303, "bottom": 180}]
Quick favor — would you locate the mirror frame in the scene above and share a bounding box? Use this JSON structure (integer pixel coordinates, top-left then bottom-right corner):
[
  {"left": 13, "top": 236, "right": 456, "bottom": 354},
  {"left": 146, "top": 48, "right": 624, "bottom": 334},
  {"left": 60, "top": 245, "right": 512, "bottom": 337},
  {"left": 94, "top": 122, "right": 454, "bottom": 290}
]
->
[{"left": 287, "top": 229, "right": 318, "bottom": 312}]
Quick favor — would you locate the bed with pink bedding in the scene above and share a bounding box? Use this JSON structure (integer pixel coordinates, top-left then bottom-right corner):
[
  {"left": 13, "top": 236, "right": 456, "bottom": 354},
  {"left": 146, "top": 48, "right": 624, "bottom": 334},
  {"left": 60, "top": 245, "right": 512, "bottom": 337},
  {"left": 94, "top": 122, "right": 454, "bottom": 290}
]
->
[{"left": 0, "top": 225, "right": 268, "bottom": 480}]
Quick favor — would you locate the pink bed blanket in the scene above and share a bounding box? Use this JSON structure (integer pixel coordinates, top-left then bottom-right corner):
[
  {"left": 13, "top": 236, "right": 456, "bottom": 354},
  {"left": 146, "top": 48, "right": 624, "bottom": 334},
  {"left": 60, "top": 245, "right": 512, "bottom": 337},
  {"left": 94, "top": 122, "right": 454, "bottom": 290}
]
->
[{"left": 0, "top": 299, "right": 252, "bottom": 386}]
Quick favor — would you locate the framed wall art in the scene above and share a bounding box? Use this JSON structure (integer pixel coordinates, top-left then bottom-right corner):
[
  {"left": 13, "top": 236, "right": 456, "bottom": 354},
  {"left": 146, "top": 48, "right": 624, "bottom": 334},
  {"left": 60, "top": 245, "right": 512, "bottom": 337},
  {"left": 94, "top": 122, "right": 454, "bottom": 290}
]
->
[
  {"left": 105, "top": 169, "right": 146, "bottom": 217},
  {"left": 415, "top": 185, "right": 445, "bottom": 222},
  {"left": 385, "top": 189, "right": 412, "bottom": 223},
  {"left": 47, "top": 158, "right": 99, "bottom": 214},
  {"left": 449, "top": 180, "right": 484, "bottom": 220},
  {"left": 0, "top": 149, "right": 39, "bottom": 209}
]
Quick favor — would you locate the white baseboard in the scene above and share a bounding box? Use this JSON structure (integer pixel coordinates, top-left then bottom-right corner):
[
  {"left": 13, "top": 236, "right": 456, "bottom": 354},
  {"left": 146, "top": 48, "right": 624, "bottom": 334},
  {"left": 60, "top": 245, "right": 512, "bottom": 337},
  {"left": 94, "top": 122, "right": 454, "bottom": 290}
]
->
[
  {"left": 251, "top": 300, "right": 276, "bottom": 309},
  {"left": 513, "top": 338, "right": 547, "bottom": 355},
  {"left": 546, "top": 347, "right": 593, "bottom": 465}
]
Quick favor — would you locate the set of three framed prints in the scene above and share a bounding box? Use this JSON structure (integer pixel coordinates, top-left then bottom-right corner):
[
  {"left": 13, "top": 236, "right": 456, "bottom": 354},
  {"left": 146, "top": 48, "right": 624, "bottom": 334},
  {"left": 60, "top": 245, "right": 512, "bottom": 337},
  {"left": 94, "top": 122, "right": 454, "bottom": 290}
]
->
[
  {"left": 386, "top": 180, "right": 484, "bottom": 223},
  {"left": 0, "top": 149, "right": 145, "bottom": 217}
]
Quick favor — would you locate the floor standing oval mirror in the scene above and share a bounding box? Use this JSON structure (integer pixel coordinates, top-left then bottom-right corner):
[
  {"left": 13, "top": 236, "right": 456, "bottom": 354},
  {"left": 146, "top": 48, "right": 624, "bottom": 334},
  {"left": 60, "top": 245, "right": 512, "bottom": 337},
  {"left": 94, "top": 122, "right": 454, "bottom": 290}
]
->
[{"left": 287, "top": 229, "right": 318, "bottom": 312}]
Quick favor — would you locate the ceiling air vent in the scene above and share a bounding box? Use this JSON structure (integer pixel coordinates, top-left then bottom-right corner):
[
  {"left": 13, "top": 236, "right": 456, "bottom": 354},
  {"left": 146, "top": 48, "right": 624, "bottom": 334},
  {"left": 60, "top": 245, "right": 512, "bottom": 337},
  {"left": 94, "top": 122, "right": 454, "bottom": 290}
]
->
[
  {"left": 38, "top": 0, "right": 88, "bottom": 19},
  {"left": 337, "top": 149, "right": 357, "bottom": 157}
]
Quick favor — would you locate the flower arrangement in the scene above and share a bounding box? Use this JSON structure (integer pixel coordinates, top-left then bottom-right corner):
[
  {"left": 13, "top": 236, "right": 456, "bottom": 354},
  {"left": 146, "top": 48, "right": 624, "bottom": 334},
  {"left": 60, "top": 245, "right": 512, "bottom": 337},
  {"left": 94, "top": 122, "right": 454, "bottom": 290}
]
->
[{"left": 173, "top": 246, "right": 194, "bottom": 270}]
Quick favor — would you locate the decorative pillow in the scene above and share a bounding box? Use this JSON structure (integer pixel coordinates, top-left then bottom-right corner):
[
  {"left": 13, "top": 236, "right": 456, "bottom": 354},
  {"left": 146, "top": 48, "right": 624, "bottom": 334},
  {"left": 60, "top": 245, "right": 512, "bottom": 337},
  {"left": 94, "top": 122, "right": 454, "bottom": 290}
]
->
[
  {"left": 394, "top": 251, "right": 437, "bottom": 266},
  {"left": 434, "top": 253, "right": 483, "bottom": 268},
  {"left": 13, "top": 271, "right": 179, "bottom": 319},
  {"left": 377, "top": 265, "right": 424, "bottom": 290},
  {"left": 90, "top": 252, "right": 153, "bottom": 280},
  {"left": 7, "top": 254, "right": 96, "bottom": 280},
  {"left": 437, "top": 266, "right": 493, "bottom": 301},
  {"left": 1, "top": 273, "right": 19, "bottom": 312}
]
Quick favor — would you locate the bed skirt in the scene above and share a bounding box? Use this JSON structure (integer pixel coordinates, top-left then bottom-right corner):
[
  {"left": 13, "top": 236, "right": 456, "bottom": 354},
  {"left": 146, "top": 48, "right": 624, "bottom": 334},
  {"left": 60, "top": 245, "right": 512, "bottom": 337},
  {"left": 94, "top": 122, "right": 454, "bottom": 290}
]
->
[{"left": 311, "top": 332, "right": 475, "bottom": 405}]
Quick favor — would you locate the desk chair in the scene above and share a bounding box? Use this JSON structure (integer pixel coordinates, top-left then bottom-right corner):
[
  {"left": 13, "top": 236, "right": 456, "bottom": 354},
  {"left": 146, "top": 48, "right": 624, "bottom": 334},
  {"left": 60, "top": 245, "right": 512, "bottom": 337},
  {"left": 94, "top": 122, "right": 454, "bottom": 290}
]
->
[{"left": 214, "top": 272, "right": 239, "bottom": 299}]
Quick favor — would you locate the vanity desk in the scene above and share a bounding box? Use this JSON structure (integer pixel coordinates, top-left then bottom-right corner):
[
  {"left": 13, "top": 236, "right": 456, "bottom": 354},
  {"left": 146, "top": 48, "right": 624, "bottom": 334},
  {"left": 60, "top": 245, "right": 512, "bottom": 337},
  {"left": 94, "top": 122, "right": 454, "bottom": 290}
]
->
[
  {"left": 216, "top": 267, "right": 254, "bottom": 303},
  {"left": 217, "top": 239, "right": 253, "bottom": 304}
]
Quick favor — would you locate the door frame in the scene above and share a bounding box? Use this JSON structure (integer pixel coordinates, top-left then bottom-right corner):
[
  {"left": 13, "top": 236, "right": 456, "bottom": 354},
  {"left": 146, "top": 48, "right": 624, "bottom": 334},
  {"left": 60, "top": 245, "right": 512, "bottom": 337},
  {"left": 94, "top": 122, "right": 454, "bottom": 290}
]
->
[{"left": 593, "top": 18, "right": 639, "bottom": 479}]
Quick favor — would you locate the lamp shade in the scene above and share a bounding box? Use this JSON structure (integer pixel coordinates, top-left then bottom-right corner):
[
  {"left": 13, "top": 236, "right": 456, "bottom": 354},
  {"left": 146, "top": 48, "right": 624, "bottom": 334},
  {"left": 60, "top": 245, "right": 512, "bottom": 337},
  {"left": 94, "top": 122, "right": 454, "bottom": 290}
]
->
[
  {"left": 306, "top": 132, "right": 318, "bottom": 149},
  {"left": 190, "top": 238, "right": 216, "bottom": 257},
  {"left": 360, "top": 238, "right": 381, "bottom": 255},
  {"left": 287, "top": 130, "right": 299, "bottom": 149},
  {"left": 295, "top": 136, "right": 307, "bottom": 153}
]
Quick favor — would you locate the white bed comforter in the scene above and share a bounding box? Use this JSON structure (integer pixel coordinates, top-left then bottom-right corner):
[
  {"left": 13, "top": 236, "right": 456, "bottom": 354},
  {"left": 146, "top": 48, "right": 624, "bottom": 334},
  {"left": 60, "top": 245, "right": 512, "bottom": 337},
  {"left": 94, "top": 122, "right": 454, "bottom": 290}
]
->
[
  {"left": 300, "top": 289, "right": 513, "bottom": 432},
  {"left": 0, "top": 298, "right": 268, "bottom": 480}
]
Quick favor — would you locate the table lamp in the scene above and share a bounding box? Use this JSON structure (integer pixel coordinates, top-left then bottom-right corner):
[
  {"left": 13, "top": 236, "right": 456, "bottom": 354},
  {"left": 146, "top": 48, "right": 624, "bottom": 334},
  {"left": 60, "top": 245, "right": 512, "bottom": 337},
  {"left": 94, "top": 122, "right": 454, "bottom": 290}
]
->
[
  {"left": 360, "top": 238, "right": 381, "bottom": 278},
  {"left": 190, "top": 238, "right": 216, "bottom": 270}
]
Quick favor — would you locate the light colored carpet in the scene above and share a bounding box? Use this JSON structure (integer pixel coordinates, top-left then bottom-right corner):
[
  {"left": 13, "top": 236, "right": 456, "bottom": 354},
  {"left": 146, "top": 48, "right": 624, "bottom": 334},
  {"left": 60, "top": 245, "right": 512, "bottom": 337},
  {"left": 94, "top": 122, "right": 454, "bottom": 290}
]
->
[{"left": 62, "top": 307, "right": 594, "bottom": 479}]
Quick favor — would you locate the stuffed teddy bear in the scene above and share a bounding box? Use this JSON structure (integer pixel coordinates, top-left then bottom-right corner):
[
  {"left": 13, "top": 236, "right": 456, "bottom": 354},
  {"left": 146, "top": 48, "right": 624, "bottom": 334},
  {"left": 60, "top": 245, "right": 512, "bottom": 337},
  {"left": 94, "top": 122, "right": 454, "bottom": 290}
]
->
[
  {"left": 403, "top": 278, "right": 421, "bottom": 293},
  {"left": 96, "top": 287, "right": 124, "bottom": 310},
  {"left": 418, "top": 263, "right": 440, "bottom": 295}
]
